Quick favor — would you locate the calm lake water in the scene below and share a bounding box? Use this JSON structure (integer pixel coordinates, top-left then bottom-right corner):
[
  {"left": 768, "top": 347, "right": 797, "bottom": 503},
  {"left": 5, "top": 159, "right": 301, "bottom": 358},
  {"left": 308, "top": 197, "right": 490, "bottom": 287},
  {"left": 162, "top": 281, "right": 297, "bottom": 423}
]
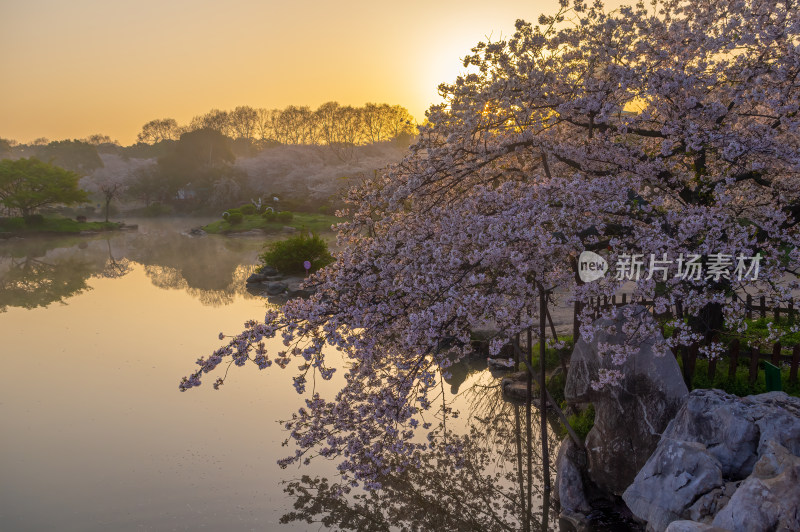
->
[{"left": 0, "top": 219, "right": 558, "bottom": 531}]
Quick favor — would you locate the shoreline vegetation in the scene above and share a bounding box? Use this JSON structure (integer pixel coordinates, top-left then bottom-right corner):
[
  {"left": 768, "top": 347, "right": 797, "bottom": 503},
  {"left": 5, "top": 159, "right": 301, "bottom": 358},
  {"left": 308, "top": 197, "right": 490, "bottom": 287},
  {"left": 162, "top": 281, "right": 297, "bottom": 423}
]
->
[
  {"left": 201, "top": 211, "right": 342, "bottom": 235},
  {"left": 0, "top": 215, "right": 124, "bottom": 238}
]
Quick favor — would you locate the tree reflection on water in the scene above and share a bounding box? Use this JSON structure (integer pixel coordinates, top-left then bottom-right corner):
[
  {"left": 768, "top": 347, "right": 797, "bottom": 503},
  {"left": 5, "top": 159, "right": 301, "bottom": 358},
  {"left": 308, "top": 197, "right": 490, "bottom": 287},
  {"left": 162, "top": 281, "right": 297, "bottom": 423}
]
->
[
  {"left": 0, "top": 254, "right": 96, "bottom": 311},
  {"left": 280, "top": 370, "right": 561, "bottom": 532},
  {"left": 0, "top": 224, "right": 268, "bottom": 311},
  {"left": 2, "top": 226, "right": 570, "bottom": 531}
]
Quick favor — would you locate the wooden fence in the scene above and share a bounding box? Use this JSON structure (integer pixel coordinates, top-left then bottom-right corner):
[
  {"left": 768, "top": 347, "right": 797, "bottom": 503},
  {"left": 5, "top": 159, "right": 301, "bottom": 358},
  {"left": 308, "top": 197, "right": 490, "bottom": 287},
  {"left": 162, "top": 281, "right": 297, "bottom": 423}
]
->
[{"left": 585, "top": 295, "right": 800, "bottom": 387}]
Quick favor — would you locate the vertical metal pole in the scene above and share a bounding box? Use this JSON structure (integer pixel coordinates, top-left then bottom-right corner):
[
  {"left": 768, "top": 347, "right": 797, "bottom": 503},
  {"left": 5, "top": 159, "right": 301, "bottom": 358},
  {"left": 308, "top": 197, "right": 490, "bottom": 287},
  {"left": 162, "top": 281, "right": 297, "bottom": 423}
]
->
[
  {"left": 514, "top": 404, "right": 525, "bottom": 529},
  {"left": 539, "top": 286, "right": 550, "bottom": 492},
  {"left": 525, "top": 327, "right": 533, "bottom": 532}
]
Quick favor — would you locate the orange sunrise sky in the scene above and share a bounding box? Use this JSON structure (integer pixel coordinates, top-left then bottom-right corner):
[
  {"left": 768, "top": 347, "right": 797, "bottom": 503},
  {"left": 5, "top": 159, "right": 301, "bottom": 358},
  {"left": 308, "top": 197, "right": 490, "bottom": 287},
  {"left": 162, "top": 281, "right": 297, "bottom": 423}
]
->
[{"left": 0, "top": 0, "right": 627, "bottom": 145}]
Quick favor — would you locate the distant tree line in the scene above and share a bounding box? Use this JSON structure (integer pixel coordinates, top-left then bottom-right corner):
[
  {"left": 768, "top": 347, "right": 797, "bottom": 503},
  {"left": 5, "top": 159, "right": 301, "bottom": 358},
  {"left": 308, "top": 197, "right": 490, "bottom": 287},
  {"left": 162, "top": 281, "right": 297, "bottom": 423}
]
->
[
  {"left": 0, "top": 101, "right": 417, "bottom": 217},
  {"left": 137, "top": 102, "right": 416, "bottom": 147}
]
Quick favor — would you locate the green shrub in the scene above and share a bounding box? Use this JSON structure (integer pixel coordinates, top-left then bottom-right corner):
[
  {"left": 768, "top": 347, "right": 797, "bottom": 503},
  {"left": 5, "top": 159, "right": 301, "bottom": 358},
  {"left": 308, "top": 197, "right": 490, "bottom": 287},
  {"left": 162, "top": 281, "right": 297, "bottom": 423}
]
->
[
  {"left": 547, "top": 371, "right": 566, "bottom": 407},
  {"left": 24, "top": 214, "right": 45, "bottom": 226},
  {"left": 567, "top": 404, "right": 595, "bottom": 442},
  {"left": 227, "top": 212, "right": 244, "bottom": 225},
  {"left": 742, "top": 316, "right": 800, "bottom": 348},
  {"left": 0, "top": 217, "right": 25, "bottom": 230},
  {"left": 239, "top": 204, "right": 257, "bottom": 215},
  {"left": 262, "top": 210, "right": 294, "bottom": 223},
  {"left": 259, "top": 233, "right": 334, "bottom": 274}
]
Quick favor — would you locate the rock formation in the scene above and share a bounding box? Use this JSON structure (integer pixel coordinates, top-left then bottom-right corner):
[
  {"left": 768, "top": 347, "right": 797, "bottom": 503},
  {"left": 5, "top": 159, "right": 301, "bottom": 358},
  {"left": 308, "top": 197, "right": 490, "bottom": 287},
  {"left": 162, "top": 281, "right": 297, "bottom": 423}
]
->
[
  {"left": 564, "top": 306, "right": 688, "bottom": 495},
  {"left": 623, "top": 389, "right": 800, "bottom": 531}
]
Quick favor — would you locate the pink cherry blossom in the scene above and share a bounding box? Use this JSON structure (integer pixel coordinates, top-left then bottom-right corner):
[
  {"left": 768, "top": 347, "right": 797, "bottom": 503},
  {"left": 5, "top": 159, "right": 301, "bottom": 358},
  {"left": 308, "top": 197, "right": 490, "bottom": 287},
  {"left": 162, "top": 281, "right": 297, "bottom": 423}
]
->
[{"left": 182, "top": 0, "right": 800, "bottom": 487}]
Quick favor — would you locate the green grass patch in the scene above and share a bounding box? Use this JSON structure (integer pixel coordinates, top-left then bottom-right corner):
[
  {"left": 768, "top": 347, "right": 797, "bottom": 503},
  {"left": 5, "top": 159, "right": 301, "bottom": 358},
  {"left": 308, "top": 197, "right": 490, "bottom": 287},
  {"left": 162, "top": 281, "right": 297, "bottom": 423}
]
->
[
  {"left": 546, "top": 370, "right": 567, "bottom": 407},
  {"left": 0, "top": 216, "right": 121, "bottom": 234},
  {"left": 685, "top": 357, "right": 800, "bottom": 397},
  {"left": 524, "top": 335, "right": 573, "bottom": 373},
  {"left": 202, "top": 212, "right": 343, "bottom": 234},
  {"left": 563, "top": 404, "right": 595, "bottom": 442},
  {"left": 721, "top": 316, "right": 800, "bottom": 351}
]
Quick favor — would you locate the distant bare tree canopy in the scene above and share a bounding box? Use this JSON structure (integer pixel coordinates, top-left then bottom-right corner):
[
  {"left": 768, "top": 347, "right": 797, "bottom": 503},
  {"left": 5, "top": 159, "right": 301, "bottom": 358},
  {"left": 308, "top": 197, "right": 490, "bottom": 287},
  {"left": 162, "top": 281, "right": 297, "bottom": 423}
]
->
[
  {"left": 137, "top": 118, "right": 180, "bottom": 144},
  {"left": 82, "top": 134, "right": 118, "bottom": 146},
  {"left": 137, "top": 102, "right": 417, "bottom": 147}
]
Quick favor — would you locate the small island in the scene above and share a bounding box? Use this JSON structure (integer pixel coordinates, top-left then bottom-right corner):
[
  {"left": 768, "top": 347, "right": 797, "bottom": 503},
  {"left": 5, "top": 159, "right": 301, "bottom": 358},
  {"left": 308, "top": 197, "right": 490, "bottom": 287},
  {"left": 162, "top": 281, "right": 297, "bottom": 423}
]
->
[{"left": 200, "top": 204, "right": 342, "bottom": 235}]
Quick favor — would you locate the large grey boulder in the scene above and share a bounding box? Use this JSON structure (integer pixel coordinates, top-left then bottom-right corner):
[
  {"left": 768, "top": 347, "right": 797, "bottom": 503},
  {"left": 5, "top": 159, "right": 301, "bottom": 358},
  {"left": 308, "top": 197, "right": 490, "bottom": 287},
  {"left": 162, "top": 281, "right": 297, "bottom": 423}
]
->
[
  {"left": 622, "top": 439, "right": 724, "bottom": 532},
  {"left": 564, "top": 306, "right": 688, "bottom": 495},
  {"left": 662, "top": 389, "right": 759, "bottom": 479},
  {"left": 623, "top": 390, "right": 800, "bottom": 532}
]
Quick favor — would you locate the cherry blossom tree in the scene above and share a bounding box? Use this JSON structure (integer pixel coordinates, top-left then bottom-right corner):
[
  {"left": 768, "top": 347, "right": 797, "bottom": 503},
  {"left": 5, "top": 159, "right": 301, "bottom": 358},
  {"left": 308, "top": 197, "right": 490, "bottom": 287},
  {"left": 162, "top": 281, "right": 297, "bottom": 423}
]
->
[
  {"left": 182, "top": 0, "right": 800, "bottom": 487},
  {"left": 81, "top": 155, "right": 153, "bottom": 221}
]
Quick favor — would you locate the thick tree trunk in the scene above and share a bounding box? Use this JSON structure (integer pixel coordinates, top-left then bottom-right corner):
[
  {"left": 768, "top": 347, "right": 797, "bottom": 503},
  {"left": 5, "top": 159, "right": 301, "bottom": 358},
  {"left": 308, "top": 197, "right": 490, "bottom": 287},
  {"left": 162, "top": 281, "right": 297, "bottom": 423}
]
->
[{"left": 689, "top": 302, "right": 725, "bottom": 344}]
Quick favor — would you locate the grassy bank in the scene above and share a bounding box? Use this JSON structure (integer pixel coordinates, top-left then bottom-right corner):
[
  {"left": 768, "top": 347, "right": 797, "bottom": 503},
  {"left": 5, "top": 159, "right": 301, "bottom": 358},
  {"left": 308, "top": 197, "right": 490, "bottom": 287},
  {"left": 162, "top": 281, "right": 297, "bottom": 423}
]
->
[
  {"left": 0, "top": 216, "right": 122, "bottom": 235},
  {"left": 684, "top": 357, "right": 800, "bottom": 397},
  {"left": 202, "top": 212, "right": 343, "bottom": 235}
]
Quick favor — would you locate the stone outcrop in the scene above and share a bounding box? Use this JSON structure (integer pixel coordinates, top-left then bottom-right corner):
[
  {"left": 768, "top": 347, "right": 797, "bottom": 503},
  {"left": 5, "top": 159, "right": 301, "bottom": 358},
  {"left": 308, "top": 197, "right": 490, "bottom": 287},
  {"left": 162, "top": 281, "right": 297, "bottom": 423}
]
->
[
  {"left": 245, "top": 268, "right": 317, "bottom": 301},
  {"left": 564, "top": 306, "right": 688, "bottom": 495},
  {"left": 659, "top": 389, "right": 759, "bottom": 479},
  {"left": 623, "top": 389, "right": 800, "bottom": 532},
  {"left": 710, "top": 439, "right": 800, "bottom": 531},
  {"left": 500, "top": 371, "right": 539, "bottom": 402},
  {"left": 287, "top": 281, "right": 314, "bottom": 298},
  {"left": 265, "top": 280, "right": 288, "bottom": 295},
  {"left": 187, "top": 226, "right": 206, "bottom": 237},
  {"left": 245, "top": 266, "right": 279, "bottom": 284},
  {"left": 554, "top": 438, "right": 592, "bottom": 516}
]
